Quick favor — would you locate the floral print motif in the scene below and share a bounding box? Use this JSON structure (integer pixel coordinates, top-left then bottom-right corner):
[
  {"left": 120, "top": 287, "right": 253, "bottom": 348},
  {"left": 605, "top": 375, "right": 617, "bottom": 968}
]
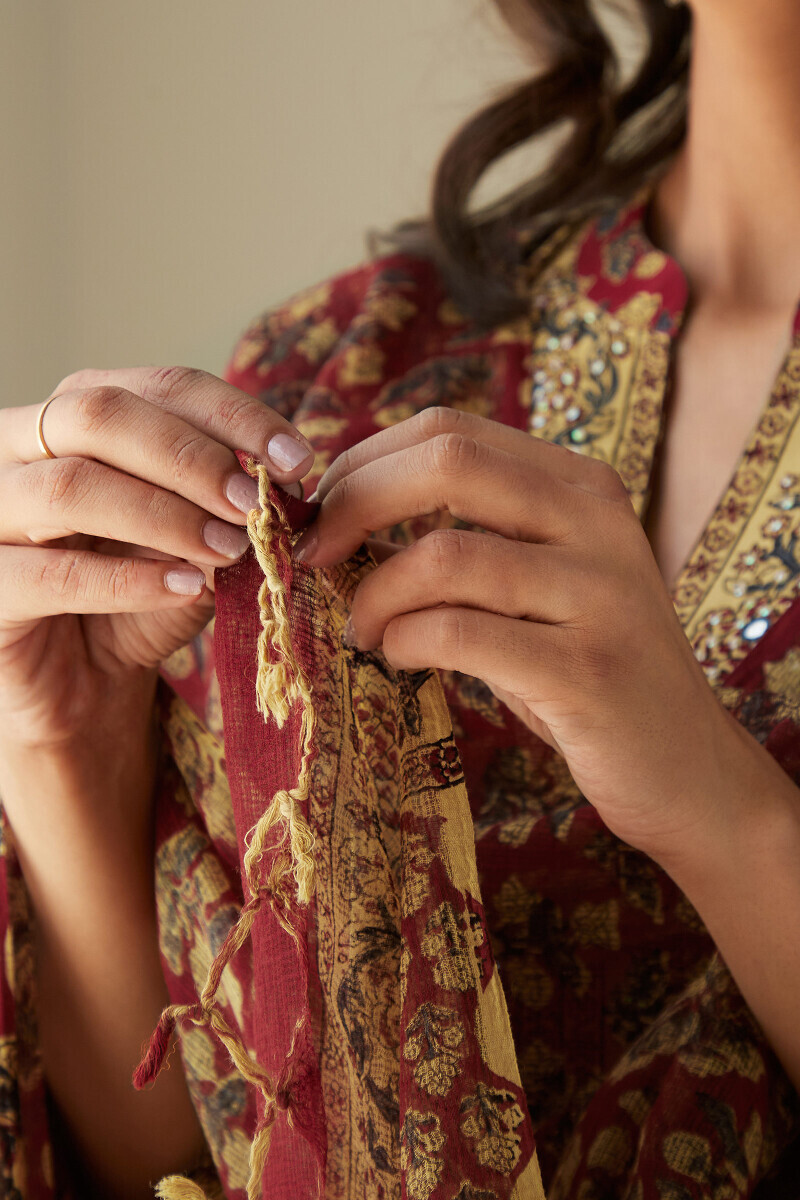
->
[
  {"left": 3, "top": 189, "right": 800, "bottom": 1198},
  {"left": 403, "top": 1003, "right": 466, "bottom": 1097}
]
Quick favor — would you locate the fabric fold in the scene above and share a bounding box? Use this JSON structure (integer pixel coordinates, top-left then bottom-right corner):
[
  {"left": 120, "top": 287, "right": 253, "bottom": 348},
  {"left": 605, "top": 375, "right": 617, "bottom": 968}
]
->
[{"left": 140, "top": 469, "right": 545, "bottom": 1199}]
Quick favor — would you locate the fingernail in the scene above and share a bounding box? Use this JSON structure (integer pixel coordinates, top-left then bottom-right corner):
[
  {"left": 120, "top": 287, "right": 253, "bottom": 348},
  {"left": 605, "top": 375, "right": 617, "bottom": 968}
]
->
[
  {"left": 342, "top": 616, "right": 357, "bottom": 647},
  {"left": 293, "top": 529, "right": 318, "bottom": 563},
  {"left": 307, "top": 489, "right": 319, "bottom": 503},
  {"left": 268, "top": 433, "right": 313, "bottom": 473},
  {"left": 165, "top": 567, "right": 206, "bottom": 595},
  {"left": 225, "top": 471, "right": 261, "bottom": 514},
  {"left": 203, "top": 519, "right": 251, "bottom": 559}
]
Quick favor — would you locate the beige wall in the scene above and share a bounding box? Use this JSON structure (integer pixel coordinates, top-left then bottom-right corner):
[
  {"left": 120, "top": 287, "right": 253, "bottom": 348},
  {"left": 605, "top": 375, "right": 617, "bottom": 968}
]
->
[{"left": 1, "top": 1, "right": 528, "bottom": 409}]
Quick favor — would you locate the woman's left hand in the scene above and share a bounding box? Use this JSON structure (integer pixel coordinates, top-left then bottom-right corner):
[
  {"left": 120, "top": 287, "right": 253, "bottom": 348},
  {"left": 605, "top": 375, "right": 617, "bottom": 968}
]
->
[{"left": 293, "top": 408, "right": 752, "bottom": 866}]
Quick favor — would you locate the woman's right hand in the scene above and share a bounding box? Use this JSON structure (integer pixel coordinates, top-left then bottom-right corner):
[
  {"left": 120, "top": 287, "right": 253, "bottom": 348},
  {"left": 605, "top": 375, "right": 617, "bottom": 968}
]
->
[{"left": 0, "top": 364, "right": 314, "bottom": 752}]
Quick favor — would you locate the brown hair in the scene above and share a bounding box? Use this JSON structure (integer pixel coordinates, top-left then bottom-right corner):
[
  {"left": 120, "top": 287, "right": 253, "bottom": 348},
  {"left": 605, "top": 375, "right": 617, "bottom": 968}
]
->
[{"left": 385, "top": 0, "right": 692, "bottom": 326}]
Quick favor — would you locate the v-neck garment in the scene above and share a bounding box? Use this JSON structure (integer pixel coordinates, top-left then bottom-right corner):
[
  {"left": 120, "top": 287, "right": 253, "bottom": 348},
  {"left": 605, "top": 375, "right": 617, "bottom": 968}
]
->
[
  {"left": 520, "top": 190, "right": 800, "bottom": 688},
  {"left": 84, "top": 232, "right": 799, "bottom": 1200}
]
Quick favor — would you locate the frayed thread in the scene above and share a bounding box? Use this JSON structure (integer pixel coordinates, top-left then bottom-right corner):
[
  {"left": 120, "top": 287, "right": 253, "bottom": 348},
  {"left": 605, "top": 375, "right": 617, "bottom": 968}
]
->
[
  {"left": 141, "top": 465, "right": 318, "bottom": 1199},
  {"left": 244, "top": 461, "right": 317, "bottom": 909},
  {"left": 155, "top": 1178, "right": 208, "bottom": 1200}
]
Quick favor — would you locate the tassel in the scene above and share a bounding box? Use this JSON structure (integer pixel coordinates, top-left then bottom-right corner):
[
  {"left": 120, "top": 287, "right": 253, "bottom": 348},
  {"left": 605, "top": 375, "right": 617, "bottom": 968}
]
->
[
  {"left": 138, "top": 466, "right": 319, "bottom": 1197},
  {"left": 155, "top": 1177, "right": 209, "bottom": 1200}
]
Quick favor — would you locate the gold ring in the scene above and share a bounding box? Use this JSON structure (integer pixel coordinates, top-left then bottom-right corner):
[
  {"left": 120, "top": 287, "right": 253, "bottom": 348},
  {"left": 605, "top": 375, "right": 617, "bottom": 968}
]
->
[{"left": 36, "top": 396, "right": 58, "bottom": 460}]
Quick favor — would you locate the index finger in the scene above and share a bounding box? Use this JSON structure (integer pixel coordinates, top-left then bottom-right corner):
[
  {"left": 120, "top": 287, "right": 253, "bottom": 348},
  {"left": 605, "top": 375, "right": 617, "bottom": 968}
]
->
[
  {"left": 314, "top": 406, "right": 624, "bottom": 503},
  {"left": 56, "top": 366, "right": 315, "bottom": 481}
]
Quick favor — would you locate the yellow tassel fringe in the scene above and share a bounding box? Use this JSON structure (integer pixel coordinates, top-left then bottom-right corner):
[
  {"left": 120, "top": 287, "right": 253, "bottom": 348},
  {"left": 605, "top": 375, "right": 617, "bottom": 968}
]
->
[{"left": 154, "top": 464, "right": 318, "bottom": 1199}]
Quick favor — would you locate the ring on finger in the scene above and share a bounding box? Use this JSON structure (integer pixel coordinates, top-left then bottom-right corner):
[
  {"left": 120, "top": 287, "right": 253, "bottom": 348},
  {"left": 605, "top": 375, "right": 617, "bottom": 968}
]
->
[{"left": 36, "top": 397, "right": 59, "bottom": 461}]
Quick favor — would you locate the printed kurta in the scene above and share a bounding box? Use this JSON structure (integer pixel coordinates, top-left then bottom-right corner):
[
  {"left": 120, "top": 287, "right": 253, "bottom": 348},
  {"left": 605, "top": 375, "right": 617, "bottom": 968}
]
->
[{"left": 2, "top": 189, "right": 800, "bottom": 1198}]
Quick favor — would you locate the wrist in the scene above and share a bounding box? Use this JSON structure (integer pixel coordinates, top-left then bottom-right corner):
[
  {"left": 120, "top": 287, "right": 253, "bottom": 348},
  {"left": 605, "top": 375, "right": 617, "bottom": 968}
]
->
[
  {"left": 653, "top": 713, "right": 800, "bottom": 902},
  {"left": 0, "top": 680, "right": 160, "bottom": 866},
  {"left": 0, "top": 663, "right": 159, "bottom": 759},
  {"left": 0, "top": 665, "right": 157, "bottom": 778}
]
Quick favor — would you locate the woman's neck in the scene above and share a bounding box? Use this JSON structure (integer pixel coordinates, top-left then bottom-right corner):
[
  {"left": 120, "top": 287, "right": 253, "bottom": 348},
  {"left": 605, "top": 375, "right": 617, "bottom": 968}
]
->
[{"left": 650, "top": 1, "right": 800, "bottom": 312}]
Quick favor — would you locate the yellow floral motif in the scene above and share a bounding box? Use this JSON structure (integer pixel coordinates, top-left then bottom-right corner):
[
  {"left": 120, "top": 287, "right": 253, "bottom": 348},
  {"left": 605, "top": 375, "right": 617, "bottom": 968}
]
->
[
  {"left": 618, "top": 1089, "right": 654, "bottom": 1126},
  {"left": 162, "top": 642, "right": 196, "bottom": 679},
  {"left": 338, "top": 343, "right": 386, "bottom": 387},
  {"left": 614, "top": 291, "right": 662, "bottom": 329},
  {"left": 451, "top": 392, "right": 494, "bottom": 419},
  {"left": 421, "top": 902, "right": 482, "bottom": 992},
  {"left": 506, "top": 957, "right": 553, "bottom": 1010},
  {"left": 0, "top": 1035, "right": 17, "bottom": 1122},
  {"left": 285, "top": 282, "right": 332, "bottom": 322},
  {"left": 586, "top": 1125, "right": 632, "bottom": 1176},
  {"left": 402, "top": 829, "right": 435, "bottom": 917},
  {"left": 3, "top": 926, "right": 14, "bottom": 998},
  {"left": 743, "top": 1111, "right": 764, "bottom": 1179},
  {"left": 763, "top": 647, "right": 800, "bottom": 720},
  {"left": 364, "top": 291, "right": 418, "bottom": 331},
  {"left": 678, "top": 1035, "right": 765, "bottom": 1083},
  {"left": 229, "top": 325, "right": 269, "bottom": 374},
  {"left": 403, "top": 1002, "right": 465, "bottom": 1097},
  {"left": 460, "top": 1082, "right": 525, "bottom": 1174},
  {"left": 437, "top": 298, "right": 466, "bottom": 326},
  {"left": 492, "top": 876, "right": 538, "bottom": 929},
  {"left": 293, "top": 414, "right": 351, "bottom": 442},
  {"left": 401, "top": 1110, "right": 446, "bottom": 1200},
  {"left": 633, "top": 250, "right": 668, "bottom": 279},
  {"left": 373, "top": 400, "right": 423, "bottom": 427},
  {"left": 296, "top": 316, "right": 340, "bottom": 363},
  {"left": 163, "top": 695, "right": 237, "bottom": 853},
  {"left": 491, "top": 316, "right": 535, "bottom": 344},
  {"left": 662, "top": 1131, "right": 713, "bottom": 1184},
  {"left": 221, "top": 1126, "right": 254, "bottom": 1190},
  {"left": 570, "top": 899, "right": 621, "bottom": 950}
]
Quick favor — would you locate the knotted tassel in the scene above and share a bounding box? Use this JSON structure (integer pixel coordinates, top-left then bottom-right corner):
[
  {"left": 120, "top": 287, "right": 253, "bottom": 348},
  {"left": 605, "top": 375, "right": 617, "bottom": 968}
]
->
[
  {"left": 141, "top": 466, "right": 319, "bottom": 1198},
  {"left": 244, "top": 461, "right": 317, "bottom": 907},
  {"left": 155, "top": 1178, "right": 209, "bottom": 1200}
]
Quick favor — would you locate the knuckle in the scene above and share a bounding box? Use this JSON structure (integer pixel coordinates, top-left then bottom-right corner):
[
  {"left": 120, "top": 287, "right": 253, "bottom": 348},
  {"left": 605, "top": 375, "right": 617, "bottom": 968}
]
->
[
  {"left": 52, "top": 367, "right": 103, "bottom": 393},
  {"left": 414, "top": 406, "right": 465, "bottom": 441},
  {"left": 432, "top": 606, "right": 475, "bottom": 657},
  {"left": 106, "top": 558, "right": 138, "bottom": 605},
  {"left": 326, "top": 444, "right": 356, "bottom": 485},
  {"left": 417, "top": 528, "right": 468, "bottom": 578},
  {"left": 31, "top": 457, "right": 87, "bottom": 510},
  {"left": 149, "top": 365, "right": 206, "bottom": 404},
  {"left": 428, "top": 431, "right": 480, "bottom": 477},
  {"left": 562, "top": 621, "right": 620, "bottom": 691},
  {"left": 164, "top": 428, "right": 214, "bottom": 482},
  {"left": 44, "top": 553, "right": 84, "bottom": 602},
  {"left": 73, "top": 385, "right": 127, "bottom": 435},
  {"left": 327, "top": 466, "right": 360, "bottom": 510},
  {"left": 142, "top": 485, "right": 175, "bottom": 535},
  {"left": 595, "top": 461, "right": 628, "bottom": 501},
  {"left": 214, "top": 394, "right": 252, "bottom": 436},
  {"left": 578, "top": 639, "right": 620, "bottom": 689}
]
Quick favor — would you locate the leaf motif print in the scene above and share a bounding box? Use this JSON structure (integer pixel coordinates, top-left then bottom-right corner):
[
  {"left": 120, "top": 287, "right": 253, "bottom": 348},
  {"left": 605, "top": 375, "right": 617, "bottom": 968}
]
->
[
  {"left": 570, "top": 899, "right": 621, "bottom": 950},
  {"left": 451, "top": 1186, "right": 499, "bottom": 1200},
  {"left": 697, "top": 1093, "right": 748, "bottom": 1185},
  {"left": 662, "top": 1131, "right": 713, "bottom": 1184},
  {"left": 401, "top": 1110, "right": 446, "bottom": 1200},
  {"left": 459, "top": 1082, "right": 525, "bottom": 1175},
  {"left": 656, "top": 1182, "right": 695, "bottom": 1200},
  {"left": 403, "top": 1003, "right": 465, "bottom": 1097},
  {"left": 586, "top": 1125, "right": 633, "bottom": 1176},
  {"left": 421, "top": 902, "right": 484, "bottom": 992}
]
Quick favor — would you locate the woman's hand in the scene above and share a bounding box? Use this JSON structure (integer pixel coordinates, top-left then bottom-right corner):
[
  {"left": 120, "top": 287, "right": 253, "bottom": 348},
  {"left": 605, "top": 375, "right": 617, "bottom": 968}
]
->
[
  {"left": 294, "top": 406, "right": 750, "bottom": 866},
  {"left": 0, "top": 365, "right": 313, "bottom": 751}
]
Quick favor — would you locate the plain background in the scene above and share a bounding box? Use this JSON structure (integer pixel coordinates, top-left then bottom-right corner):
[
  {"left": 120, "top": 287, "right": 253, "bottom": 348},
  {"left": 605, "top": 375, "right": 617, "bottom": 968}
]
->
[{"left": 1, "top": 1, "right": 536, "bottom": 410}]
